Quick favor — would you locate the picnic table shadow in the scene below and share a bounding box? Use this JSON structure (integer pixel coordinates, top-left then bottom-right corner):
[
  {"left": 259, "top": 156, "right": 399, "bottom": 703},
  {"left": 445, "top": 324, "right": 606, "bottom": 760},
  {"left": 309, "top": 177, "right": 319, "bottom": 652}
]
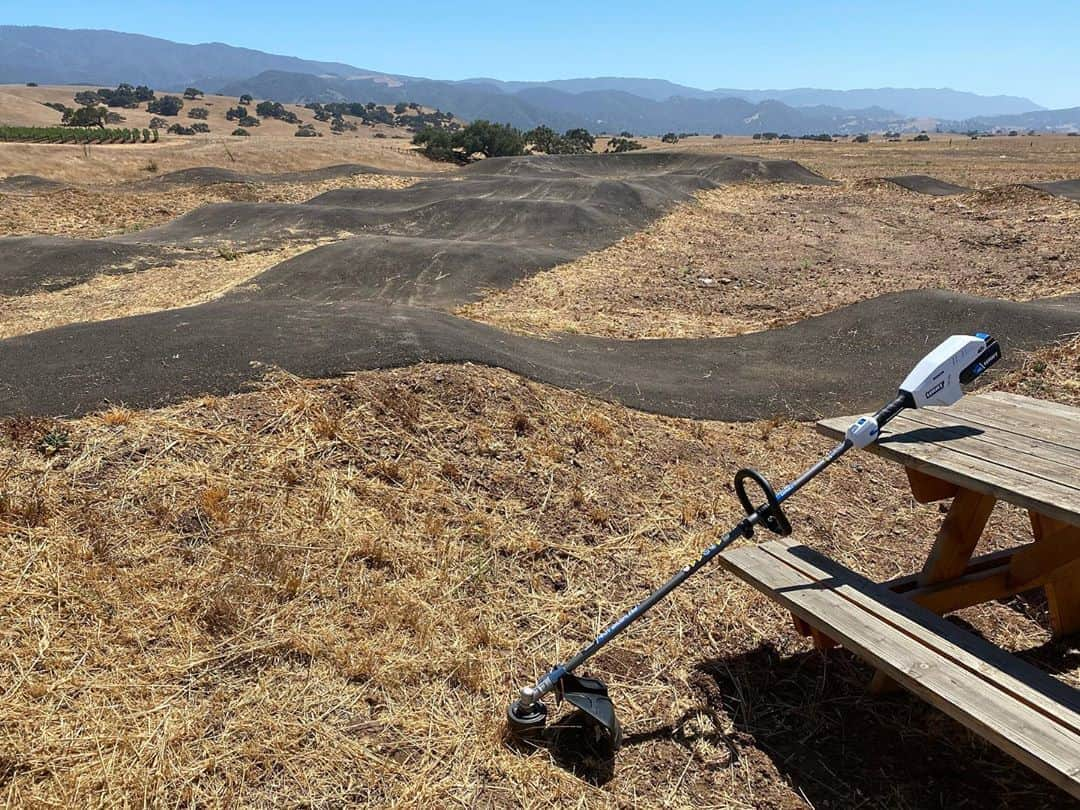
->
[
  {"left": 527, "top": 638, "right": 1066, "bottom": 803},
  {"left": 689, "top": 642, "right": 1067, "bottom": 808},
  {"left": 532, "top": 542, "right": 1075, "bottom": 801}
]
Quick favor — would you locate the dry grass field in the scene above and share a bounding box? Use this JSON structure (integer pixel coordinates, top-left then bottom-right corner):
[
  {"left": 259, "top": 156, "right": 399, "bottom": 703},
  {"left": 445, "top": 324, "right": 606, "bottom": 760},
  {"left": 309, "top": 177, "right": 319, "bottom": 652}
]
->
[
  {"left": 0, "top": 84, "right": 445, "bottom": 183},
  {"left": 461, "top": 177, "right": 1080, "bottom": 339},
  {"left": 1, "top": 107, "right": 1079, "bottom": 807}
]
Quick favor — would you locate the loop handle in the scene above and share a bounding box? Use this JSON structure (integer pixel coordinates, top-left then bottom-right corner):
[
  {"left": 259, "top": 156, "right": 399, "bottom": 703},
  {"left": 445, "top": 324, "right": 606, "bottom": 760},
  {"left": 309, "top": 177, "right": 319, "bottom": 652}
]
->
[{"left": 734, "top": 468, "right": 792, "bottom": 537}]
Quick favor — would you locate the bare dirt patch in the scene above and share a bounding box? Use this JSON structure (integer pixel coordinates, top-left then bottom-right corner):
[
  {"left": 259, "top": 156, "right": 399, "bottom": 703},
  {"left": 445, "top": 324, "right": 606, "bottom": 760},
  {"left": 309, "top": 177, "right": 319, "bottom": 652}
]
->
[
  {"left": 460, "top": 181, "right": 1080, "bottom": 338},
  {"left": 0, "top": 340, "right": 1075, "bottom": 807}
]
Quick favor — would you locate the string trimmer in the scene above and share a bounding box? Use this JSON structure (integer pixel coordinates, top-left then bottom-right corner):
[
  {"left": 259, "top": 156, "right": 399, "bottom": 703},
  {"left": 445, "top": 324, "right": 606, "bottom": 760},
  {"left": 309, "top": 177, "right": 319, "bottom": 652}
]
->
[{"left": 506, "top": 332, "right": 1002, "bottom": 748}]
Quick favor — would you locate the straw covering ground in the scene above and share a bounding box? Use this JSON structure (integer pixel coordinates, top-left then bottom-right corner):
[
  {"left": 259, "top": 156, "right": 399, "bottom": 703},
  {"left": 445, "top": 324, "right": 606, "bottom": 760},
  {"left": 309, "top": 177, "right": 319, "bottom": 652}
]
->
[{"left": 0, "top": 338, "right": 1076, "bottom": 807}]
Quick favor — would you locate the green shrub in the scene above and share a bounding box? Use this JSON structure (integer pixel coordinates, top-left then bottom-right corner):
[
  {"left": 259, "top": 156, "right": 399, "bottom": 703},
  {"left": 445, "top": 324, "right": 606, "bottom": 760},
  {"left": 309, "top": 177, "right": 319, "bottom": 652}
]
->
[
  {"left": 231, "top": 128, "right": 250, "bottom": 136},
  {"left": 188, "top": 107, "right": 210, "bottom": 120}
]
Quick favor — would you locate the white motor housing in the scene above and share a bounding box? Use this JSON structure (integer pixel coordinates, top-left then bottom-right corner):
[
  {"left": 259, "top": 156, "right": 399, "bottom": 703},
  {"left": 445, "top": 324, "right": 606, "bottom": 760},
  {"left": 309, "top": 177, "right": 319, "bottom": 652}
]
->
[{"left": 899, "top": 333, "right": 998, "bottom": 409}]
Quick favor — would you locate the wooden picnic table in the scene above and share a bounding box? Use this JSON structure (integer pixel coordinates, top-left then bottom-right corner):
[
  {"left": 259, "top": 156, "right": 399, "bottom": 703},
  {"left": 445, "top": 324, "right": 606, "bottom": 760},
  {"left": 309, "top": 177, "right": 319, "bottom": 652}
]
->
[
  {"left": 717, "top": 391, "right": 1080, "bottom": 796},
  {"left": 816, "top": 391, "right": 1080, "bottom": 638}
]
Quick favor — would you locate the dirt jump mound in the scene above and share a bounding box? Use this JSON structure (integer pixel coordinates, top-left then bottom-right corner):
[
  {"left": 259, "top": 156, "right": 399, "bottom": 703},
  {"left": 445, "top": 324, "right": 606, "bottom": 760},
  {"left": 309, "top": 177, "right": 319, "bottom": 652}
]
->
[{"left": 1, "top": 153, "right": 1077, "bottom": 420}]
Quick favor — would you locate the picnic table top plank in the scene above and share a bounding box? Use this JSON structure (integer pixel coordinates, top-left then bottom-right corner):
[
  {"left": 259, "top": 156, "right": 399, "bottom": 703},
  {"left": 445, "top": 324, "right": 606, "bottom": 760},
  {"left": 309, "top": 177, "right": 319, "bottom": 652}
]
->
[
  {"left": 719, "top": 541, "right": 1080, "bottom": 796},
  {"left": 887, "top": 412, "right": 1080, "bottom": 486},
  {"left": 895, "top": 408, "right": 1080, "bottom": 474},
  {"left": 817, "top": 393, "right": 1080, "bottom": 528},
  {"left": 959, "top": 392, "right": 1080, "bottom": 448}
]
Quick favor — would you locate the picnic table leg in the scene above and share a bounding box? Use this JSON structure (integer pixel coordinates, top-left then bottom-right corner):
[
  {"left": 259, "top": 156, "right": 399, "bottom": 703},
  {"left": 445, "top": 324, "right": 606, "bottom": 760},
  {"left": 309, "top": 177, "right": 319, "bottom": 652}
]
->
[
  {"left": 1030, "top": 512, "right": 1080, "bottom": 638},
  {"left": 918, "top": 486, "right": 997, "bottom": 586},
  {"left": 871, "top": 472, "right": 995, "bottom": 694}
]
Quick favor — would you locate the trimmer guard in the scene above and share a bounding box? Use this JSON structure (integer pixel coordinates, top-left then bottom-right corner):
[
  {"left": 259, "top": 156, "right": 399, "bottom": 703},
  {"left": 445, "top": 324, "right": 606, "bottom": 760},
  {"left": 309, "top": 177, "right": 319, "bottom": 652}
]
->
[{"left": 556, "top": 673, "right": 622, "bottom": 749}]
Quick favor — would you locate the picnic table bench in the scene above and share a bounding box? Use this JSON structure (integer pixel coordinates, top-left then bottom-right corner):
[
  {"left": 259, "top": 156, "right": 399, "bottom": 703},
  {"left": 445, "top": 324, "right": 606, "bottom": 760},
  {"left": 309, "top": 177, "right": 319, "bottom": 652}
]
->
[{"left": 718, "top": 391, "right": 1080, "bottom": 797}]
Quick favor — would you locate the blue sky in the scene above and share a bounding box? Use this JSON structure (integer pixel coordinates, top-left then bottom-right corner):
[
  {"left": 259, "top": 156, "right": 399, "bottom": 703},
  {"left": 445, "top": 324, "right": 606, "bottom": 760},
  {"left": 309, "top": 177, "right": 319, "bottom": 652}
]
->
[{"left": 7, "top": 2, "right": 1078, "bottom": 107}]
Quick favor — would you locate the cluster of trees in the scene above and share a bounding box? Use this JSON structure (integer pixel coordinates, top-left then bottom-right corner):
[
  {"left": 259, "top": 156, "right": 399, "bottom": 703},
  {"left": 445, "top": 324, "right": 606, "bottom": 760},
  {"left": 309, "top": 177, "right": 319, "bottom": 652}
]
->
[
  {"left": 0, "top": 126, "right": 156, "bottom": 144},
  {"left": 331, "top": 117, "right": 358, "bottom": 133},
  {"left": 413, "top": 120, "right": 527, "bottom": 162},
  {"left": 75, "top": 84, "right": 155, "bottom": 108},
  {"left": 62, "top": 105, "right": 107, "bottom": 128},
  {"left": 605, "top": 136, "right": 645, "bottom": 153},
  {"left": 147, "top": 95, "right": 184, "bottom": 116},
  {"left": 295, "top": 123, "right": 320, "bottom": 138},
  {"left": 414, "top": 120, "right": 657, "bottom": 162},
  {"left": 304, "top": 101, "right": 454, "bottom": 132},
  {"left": 225, "top": 106, "right": 260, "bottom": 127},
  {"left": 523, "top": 126, "right": 594, "bottom": 154},
  {"left": 255, "top": 101, "right": 301, "bottom": 123},
  {"left": 188, "top": 107, "right": 209, "bottom": 120},
  {"left": 167, "top": 122, "right": 210, "bottom": 135}
]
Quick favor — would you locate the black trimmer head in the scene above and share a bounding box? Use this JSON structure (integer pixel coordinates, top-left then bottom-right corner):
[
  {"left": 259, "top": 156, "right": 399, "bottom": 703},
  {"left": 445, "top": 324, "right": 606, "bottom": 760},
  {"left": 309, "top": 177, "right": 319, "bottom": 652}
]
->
[
  {"left": 505, "top": 673, "right": 622, "bottom": 751},
  {"left": 506, "top": 697, "right": 548, "bottom": 740}
]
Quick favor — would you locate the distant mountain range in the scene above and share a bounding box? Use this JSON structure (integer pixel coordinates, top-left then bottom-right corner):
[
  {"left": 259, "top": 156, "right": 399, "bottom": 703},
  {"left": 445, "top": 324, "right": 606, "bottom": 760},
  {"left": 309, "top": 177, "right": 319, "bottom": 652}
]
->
[
  {"left": 2, "top": 25, "right": 1074, "bottom": 134},
  {"left": 215, "top": 70, "right": 908, "bottom": 135},
  {"left": 464, "top": 78, "right": 1042, "bottom": 120},
  {"left": 950, "top": 107, "right": 1080, "bottom": 134}
]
